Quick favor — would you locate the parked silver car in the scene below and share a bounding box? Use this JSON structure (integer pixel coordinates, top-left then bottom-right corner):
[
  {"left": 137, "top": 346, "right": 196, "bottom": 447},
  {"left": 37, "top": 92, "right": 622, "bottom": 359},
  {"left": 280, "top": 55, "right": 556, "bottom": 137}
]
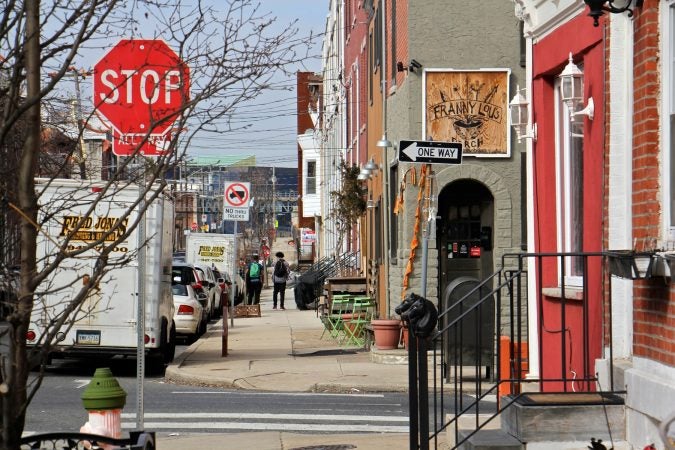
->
[{"left": 172, "top": 283, "right": 207, "bottom": 343}]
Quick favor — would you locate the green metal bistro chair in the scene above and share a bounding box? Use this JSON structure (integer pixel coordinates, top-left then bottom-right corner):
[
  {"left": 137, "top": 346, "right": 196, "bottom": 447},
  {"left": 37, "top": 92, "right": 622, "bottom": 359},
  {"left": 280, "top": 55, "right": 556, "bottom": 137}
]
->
[
  {"left": 321, "top": 295, "right": 354, "bottom": 341},
  {"left": 342, "top": 297, "right": 375, "bottom": 347}
]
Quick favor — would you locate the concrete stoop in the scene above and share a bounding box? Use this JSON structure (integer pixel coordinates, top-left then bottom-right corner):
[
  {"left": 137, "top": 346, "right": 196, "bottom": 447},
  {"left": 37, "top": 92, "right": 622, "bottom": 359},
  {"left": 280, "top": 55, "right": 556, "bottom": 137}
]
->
[
  {"left": 369, "top": 347, "right": 409, "bottom": 364},
  {"left": 458, "top": 429, "right": 523, "bottom": 450},
  {"left": 448, "top": 393, "right": 627, "bottom": 450}
]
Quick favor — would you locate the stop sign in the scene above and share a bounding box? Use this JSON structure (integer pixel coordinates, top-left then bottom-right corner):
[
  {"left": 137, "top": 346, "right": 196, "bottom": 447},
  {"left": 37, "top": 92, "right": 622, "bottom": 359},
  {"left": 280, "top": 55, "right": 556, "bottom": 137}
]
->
[{"left": 93, "top": 39, "right": 190, "bottom": 136}]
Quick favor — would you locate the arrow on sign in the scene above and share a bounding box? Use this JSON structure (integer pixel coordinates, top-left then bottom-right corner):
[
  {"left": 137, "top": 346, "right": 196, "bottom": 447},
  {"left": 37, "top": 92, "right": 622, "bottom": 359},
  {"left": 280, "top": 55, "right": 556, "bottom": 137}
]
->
[{"left": 399, "top": 140, "right": 463, "bottom": 165}]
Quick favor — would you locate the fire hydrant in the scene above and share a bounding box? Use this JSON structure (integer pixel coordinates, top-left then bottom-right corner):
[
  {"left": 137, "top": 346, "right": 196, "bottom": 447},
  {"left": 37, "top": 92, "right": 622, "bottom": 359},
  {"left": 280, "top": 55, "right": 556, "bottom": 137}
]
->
[{"left": 80, "top": 367, "right": 127, "bottom": 439}]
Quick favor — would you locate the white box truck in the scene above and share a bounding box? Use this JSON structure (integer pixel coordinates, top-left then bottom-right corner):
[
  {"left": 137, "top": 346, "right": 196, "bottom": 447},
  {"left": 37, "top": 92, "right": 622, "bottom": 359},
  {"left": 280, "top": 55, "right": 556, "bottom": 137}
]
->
[
  {"left": 185, "top": 232, "right": 244, "bottom": 305},
  {"left": 28, "top": 179, "right": 176, "bottom": 372}
]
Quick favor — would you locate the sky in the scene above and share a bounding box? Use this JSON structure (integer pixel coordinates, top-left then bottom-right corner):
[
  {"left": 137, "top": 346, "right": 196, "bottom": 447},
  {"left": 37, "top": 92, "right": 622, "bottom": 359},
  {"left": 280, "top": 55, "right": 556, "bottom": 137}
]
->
[
  {"left": 51, "top": 0, "right": 329, "bottom": 169},
  {"left": 188, "top": 1, "right": 329, "bottom": 168}
]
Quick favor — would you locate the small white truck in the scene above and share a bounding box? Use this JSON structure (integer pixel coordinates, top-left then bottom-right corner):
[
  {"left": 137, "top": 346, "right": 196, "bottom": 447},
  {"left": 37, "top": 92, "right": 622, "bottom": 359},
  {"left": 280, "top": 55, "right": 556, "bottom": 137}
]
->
[
  {"left": 185, "top": 232, "right": 244, "bottom": 305},
  {"left": 28, "top": 179, "right": 176, "bottom": 372}
]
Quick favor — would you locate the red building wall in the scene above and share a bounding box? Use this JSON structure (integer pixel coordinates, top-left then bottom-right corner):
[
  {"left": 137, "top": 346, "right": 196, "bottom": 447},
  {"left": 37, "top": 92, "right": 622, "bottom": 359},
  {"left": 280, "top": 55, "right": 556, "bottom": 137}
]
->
[
  {"left": 630, "top": 4, "right": 675, "bottom": 367},
  {"left": 344, "top": 0, "right": 370, "bottom": 166},
  {"left": 532, "top": 15, "right": 605, "bottom": 389}
]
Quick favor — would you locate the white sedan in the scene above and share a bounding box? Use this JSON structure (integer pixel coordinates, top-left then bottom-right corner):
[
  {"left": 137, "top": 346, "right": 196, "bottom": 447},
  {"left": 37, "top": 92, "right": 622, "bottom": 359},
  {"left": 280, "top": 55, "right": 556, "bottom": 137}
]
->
[{"left": 172, "top": 284, "right": 207, "bottom": 343}]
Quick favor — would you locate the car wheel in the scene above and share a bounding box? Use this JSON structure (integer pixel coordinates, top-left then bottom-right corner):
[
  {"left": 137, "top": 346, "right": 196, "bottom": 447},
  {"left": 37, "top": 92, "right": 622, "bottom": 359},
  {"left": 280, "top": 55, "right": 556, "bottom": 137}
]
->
[
  {"left": 214, "top": 297, "right": 222, "bottom": 319},
  {"left": 210, "top": 296, "right": 217, "bottom": 319}
]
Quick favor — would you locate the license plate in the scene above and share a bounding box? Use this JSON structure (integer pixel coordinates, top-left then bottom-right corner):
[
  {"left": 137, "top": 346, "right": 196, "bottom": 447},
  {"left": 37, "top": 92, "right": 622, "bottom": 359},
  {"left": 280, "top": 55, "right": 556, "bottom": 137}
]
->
[{"left": 76, "top": 330, "right": 101, "bottom": 345}]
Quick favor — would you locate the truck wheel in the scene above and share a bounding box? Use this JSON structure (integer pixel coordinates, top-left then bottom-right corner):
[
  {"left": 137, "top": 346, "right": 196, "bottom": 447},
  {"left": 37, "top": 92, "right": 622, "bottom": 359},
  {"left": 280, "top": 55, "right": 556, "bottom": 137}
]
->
[
  {"left": 164, "top": 322, "right": 176, "bottom": 363},
  {"left": 146, "top": 356, "right": 165, "bottom": 376}
]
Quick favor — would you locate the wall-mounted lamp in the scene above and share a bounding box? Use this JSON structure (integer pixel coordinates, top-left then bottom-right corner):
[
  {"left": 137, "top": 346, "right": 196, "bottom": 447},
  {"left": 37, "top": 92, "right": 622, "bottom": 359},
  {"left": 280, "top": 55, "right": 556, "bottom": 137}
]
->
[
  {"left": 357, "top": 169, "right": 370, "bottom": 181},
  {"left": 376, "top": 135, "right": 393, "bottom": 148},
  {"left": 396, "top": 59, "right": 423, "bottom": 73},
  {"left": 584, "top": 0, "right": 643, "bottom": 27},
  {"left": 364, "top": 158, "right": 379, "bottom": 174},
  {"left": 367, "top": 198, "right": 376, "bottom": 209},
  {"left": 559, "top": 53, "right": 594, "bottom": 122},
  {"left": 509, "top": 85, "right": 537, "bottom": 142}
]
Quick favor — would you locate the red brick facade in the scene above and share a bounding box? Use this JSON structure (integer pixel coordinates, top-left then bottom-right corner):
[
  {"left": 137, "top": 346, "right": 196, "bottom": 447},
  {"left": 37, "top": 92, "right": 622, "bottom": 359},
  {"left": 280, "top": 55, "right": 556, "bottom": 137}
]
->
[{"left": 628, "top": 3, "right": 674, "bottom": 367}]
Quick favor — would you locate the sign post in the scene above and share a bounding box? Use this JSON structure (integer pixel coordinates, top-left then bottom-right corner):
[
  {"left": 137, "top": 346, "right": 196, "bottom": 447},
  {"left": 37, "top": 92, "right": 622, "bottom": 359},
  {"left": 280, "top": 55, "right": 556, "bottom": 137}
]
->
[
  {"left": 93, "top": 39, "right": 190, "bottom": 430},
  {"left": 221, "top": 182, "right": 251, "bottom": 329},
  {"left": 399, "top": 140, "right": 463, "bottom": 299}
]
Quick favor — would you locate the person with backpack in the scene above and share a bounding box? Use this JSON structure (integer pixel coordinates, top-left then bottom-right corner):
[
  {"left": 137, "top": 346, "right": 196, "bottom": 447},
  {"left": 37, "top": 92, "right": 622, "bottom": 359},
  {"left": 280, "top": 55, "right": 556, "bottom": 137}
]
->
[
  {"left": 245, "top": 254, "right": 264, "bottom": 305},
  {"left": 272, "top": 251, "right": 290, "bottom": 310}
]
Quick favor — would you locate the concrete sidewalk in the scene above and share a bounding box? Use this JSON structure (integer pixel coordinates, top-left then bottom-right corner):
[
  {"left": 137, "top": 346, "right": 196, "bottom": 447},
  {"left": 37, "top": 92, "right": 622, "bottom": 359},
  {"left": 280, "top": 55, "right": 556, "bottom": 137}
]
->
[
  {"left": 165, "top": 286, "right": 411, "bottom": 393},
  {"left": 161, "top": 286, "right": 441, "bottom": 449}
]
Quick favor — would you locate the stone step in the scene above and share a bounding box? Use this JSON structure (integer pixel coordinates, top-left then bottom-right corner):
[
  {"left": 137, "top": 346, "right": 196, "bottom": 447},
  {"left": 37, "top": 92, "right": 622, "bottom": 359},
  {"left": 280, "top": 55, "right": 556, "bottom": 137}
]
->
[
  {"left": 500, "top": 393, "right": 626, "bottom": 443},
  {"left": 458, "top": 429, "right": 523, "bottom": 450},
  {"left": 445, "top": 394, "right": 627, "bottom": 449}
]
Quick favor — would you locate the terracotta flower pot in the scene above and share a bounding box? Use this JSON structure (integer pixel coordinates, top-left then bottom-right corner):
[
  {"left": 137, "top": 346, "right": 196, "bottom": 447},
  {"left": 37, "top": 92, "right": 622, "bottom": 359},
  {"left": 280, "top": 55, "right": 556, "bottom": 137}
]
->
[{"left": 371, "top": 319, "right": 402, "bottom": 350}]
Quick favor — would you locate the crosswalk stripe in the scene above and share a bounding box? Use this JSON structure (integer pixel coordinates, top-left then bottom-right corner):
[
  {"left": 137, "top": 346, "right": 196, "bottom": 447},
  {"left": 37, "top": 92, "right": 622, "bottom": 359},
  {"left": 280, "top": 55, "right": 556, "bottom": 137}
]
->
[
  {"left": 121, "top": 412, "right": 408, "bottom": 422},
  {"left": 121, "top": 422, "right": 409, "bottom": 433}
]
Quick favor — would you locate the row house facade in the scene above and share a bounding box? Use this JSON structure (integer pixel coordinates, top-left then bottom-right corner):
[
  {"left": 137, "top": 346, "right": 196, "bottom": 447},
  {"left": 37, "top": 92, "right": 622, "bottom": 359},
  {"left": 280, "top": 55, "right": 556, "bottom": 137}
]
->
[
  {"left": 515, "top": 0, "right": 674, "bottom": 447},
  {"left": 316, "top": 0, "right": 674, "bottom": 447},
  {"left": 319, "top": 1, "right": 526, "bottom": 322}
]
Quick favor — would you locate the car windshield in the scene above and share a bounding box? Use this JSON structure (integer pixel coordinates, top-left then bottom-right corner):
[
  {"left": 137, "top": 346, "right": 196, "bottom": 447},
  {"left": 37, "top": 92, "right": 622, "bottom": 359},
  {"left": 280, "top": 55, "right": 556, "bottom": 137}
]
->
[{"left": 172, "top": 284, "right": 188, "bottom": 296}]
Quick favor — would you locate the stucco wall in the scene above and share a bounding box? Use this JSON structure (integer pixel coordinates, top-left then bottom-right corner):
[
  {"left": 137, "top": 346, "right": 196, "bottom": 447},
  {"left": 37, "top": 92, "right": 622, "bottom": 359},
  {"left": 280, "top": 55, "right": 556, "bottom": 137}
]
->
[{"left": 384, "top": 0, "right": 525, "bottom": 312}]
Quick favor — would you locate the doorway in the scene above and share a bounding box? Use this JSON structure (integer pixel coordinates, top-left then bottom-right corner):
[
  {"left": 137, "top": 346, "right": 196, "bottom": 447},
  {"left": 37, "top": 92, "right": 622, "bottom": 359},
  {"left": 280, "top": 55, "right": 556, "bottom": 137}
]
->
[
  {"left": 437, "top": 179, "right": 495, "bottom": 300},
  {"left": 437, "top": 179, "right": 495, "bottom": 377}
]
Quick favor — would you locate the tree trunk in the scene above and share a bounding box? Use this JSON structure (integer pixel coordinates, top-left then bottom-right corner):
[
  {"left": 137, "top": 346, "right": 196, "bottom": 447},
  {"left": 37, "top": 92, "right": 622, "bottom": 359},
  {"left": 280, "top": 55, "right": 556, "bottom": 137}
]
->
[{"left": 3, "top": 1, "right": 41, "bottom": 449}]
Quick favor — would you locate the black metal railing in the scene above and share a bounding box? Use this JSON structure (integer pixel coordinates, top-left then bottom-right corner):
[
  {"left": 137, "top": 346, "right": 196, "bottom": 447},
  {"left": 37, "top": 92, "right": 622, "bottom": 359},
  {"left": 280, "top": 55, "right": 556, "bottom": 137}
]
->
[
  {"left": 20, "top": 431, "right": 155, "bottom": 450},
  {"left": 408, "top": 252, "right": 623, "bottom": 450},
  {"left": 293, "top": 252, "right": 360, "bottom": 309}
]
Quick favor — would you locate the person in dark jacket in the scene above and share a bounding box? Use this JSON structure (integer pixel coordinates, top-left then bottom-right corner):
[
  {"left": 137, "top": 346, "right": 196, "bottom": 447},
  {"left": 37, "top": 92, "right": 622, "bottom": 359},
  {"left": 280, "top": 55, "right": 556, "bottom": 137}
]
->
[
  {"left": 272, "top": 251, "right": 290, "bottom": 310},
  {"left": 245, "top": 254, "right": 264, "bottom": 305}
]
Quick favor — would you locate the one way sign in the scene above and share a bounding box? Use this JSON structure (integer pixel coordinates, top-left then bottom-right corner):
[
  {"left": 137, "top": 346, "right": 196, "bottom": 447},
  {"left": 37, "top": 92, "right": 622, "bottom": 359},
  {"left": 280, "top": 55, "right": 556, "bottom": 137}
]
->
[{"left": 399, "top": 140, "right": 463, "bottom": 165}]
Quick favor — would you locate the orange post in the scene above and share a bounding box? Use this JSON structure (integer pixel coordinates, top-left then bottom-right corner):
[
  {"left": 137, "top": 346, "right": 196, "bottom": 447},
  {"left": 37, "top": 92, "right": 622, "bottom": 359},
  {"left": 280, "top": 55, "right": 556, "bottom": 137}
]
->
[
  {"left": 498, "top": 336, "right": 511, "bottom": 399},
  {"left": 498, "top": 336, "right": 529, "bottom": 403}
]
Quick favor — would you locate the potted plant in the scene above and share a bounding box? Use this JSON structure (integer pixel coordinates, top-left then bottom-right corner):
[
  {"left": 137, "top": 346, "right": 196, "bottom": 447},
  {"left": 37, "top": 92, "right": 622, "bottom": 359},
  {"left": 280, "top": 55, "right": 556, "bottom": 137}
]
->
[{"left": 371, "top": 317, "right": 402, "bottom": 350}]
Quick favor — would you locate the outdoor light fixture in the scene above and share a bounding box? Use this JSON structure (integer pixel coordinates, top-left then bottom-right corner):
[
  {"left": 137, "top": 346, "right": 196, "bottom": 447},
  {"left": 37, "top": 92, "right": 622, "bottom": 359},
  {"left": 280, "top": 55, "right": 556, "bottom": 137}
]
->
[
  {"left": 358, "top": 166, "right": 371, "bottom": 181},
  {"left": 509, "top": 85, "right": 537, "bottom": 142},
  {"left": 364, "top": 158, "right": 379, "bottom": 174},
  {"left": 376, "top": 135, "right": 393, "bottom": 148},
  {"left": 584, "top": 0, "right": 643, "bottom": 27},
  {"left": 396, "top": 59, "right": 423, "bottom": 73},
  {"left": 559, "top": 53, "right": 594, "bottom": 122},
  {"left": 367, "top": 198, "right": 376, "bottom": 209}
]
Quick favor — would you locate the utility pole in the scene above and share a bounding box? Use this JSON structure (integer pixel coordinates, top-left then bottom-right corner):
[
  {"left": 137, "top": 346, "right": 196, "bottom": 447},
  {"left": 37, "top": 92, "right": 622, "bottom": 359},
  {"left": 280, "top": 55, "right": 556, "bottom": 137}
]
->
[
  {"left": 49, "top": 67, "right": 91, "bottom": 179},
  {"left": 271, "top": 166, "right": 276, "bottom": 243}
]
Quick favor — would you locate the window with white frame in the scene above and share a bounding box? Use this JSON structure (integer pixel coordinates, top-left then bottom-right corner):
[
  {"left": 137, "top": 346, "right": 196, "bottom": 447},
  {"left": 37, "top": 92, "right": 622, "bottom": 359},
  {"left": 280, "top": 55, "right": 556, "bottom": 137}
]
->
[
  {"left": 306, "top": 160, "right": 317, "bottom": 195},
  {"left": 555, "top": 78, "right": 584, "bottom": 286},
  {"left": 668, "top": 2, "right": 675, "bottom": 236}
]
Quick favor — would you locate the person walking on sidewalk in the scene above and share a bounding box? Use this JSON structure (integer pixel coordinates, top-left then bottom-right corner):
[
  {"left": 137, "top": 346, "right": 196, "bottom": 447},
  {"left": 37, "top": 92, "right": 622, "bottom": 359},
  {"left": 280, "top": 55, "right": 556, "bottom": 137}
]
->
[
  {"left": 246, "top": 254, "right": 264, "bottom": 305},
  {"left": 272, "top": 251, "right": 290, "bottom": 310}
]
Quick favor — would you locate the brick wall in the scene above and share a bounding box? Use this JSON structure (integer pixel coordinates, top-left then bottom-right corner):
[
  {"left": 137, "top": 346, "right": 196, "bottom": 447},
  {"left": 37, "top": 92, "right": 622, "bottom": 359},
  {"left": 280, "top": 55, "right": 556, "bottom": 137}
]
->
[{"left": 631, "top": 4, "right": 675, "bottom": 367}]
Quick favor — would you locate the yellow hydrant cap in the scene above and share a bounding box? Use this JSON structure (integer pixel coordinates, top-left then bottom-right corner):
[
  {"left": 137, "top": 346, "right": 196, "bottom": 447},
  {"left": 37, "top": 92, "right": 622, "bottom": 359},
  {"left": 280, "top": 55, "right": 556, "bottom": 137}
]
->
[{"left": 81, "top": 367, "right": 127, "bottom": 411}]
